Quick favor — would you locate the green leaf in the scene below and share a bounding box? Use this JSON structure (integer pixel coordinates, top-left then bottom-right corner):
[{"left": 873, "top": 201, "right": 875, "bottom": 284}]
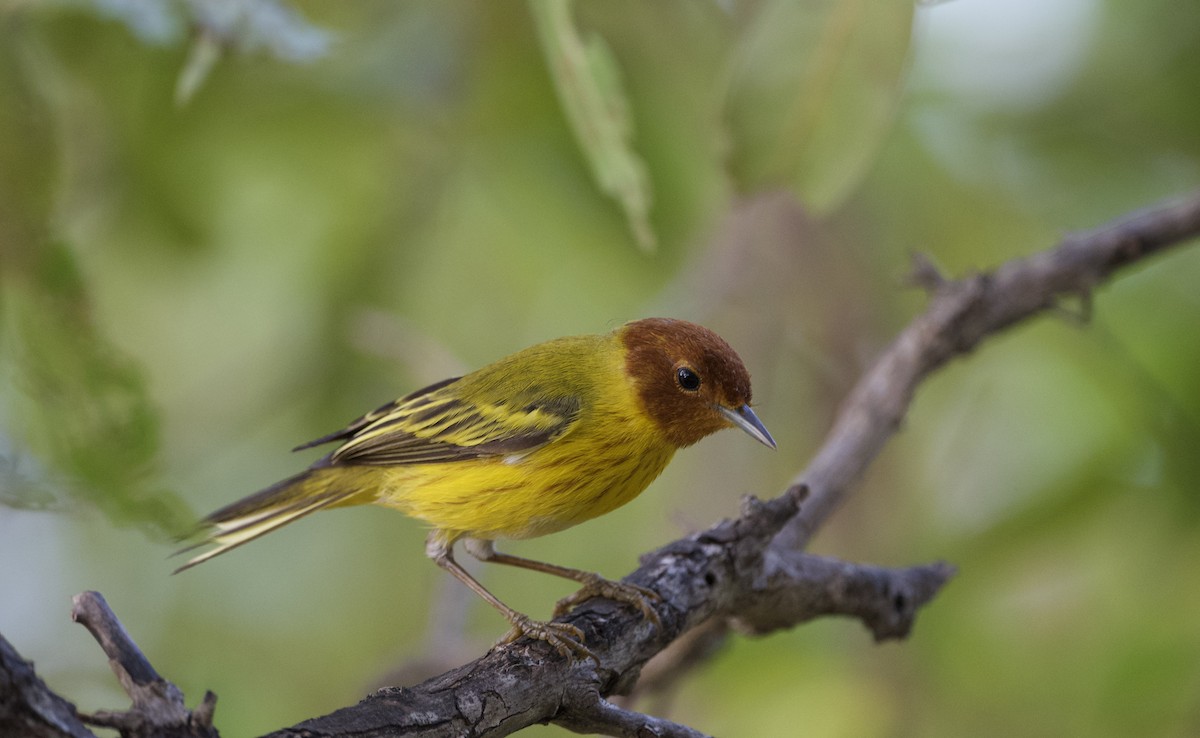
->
[
  {"left": 0, "top": 32, "right": 53, "bottom": 272},
  {"left": 724, "top": 0, "right": 915, "bottom": 213},
  {"left": 175, "top": 30, "right": 224, "bottom": 107},
  {"left": 1, "top": 242, "right": 192, "bottom": 535},
  {"left": 0, "top": 29, "right": 186, "bottom": 533},
  {"left": 530, "top": 0, "right": 657, "bottom": 251}
]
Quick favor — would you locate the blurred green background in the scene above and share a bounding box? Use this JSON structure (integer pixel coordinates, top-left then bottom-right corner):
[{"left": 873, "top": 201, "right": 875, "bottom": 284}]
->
[{"left": 2, "top": 1, "right": 1199, "bottom": 736}]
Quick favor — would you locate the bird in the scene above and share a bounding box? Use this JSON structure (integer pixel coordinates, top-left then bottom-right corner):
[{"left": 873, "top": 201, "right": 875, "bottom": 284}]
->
[{"left": 175, "top": 317, "right": 775, "bottom": 660}]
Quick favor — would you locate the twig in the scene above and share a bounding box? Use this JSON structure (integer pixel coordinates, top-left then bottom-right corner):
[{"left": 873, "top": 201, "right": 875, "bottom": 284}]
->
[
  {"left": 71, "top": 592, "right": 218, "bottom": 738},
  {"left": 731, "top": 552, "right": 956, "bottom": 641},
  {"left": 555, "top": 689, "right": 711, "bottom": 738}
]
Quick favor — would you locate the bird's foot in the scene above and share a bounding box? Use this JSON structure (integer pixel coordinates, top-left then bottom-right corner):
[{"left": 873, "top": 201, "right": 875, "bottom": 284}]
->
[
  {"left": 553, "top": 572, "right": 662, "bottom": 627},
  {"left": 496, "top": 614, "right": 598, "bottom": 664}
]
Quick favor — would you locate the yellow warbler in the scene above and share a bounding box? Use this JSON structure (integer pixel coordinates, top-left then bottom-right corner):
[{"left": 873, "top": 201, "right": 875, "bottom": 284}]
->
[{"left": 177, "top": 318, "right": 774, "bottom": 658}]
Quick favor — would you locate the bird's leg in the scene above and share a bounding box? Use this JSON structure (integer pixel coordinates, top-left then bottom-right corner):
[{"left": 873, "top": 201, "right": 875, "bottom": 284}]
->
[
  {"left": 425, "top": 534, "right": 598, "bottom": 663},
  {"left": 464, "top": 538, "right": 662, "bottom": 627}
]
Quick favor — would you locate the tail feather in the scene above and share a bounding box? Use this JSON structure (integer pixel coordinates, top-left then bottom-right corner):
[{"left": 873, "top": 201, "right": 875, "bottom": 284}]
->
[{"left": 173, "top": 468, "right": 364, "bottom": 573}]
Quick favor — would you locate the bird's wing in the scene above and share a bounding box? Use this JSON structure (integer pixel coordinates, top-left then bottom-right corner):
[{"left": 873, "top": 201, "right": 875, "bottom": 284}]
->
[
  {"left": 292, "top": 376, "right": 462, "bottom": 452},
  {"left": 301, "top": 381, "right": 582, "bottom": 467}
]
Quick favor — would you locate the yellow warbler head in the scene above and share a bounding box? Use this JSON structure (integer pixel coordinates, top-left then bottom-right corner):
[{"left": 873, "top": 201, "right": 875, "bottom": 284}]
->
[{"left": 619, "top": 318, "right": 775, "bottom": 450}]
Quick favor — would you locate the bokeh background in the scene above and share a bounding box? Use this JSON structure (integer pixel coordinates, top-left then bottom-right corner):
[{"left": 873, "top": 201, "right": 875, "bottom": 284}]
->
[{"left": 2, "top": 1, "right": 1199, "bottom": 736}]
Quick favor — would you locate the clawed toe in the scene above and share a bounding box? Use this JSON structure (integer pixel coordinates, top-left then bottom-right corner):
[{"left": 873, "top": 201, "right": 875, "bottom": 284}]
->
[
  {"left": 553, "top": 574, "right": 662, "bottom": 627},
  {"left": 496, "top": 615, "right": 598, "bottom": 664}
]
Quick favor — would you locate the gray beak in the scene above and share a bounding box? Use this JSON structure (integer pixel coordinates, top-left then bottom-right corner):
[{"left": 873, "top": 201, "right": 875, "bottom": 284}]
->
[{"left": 717, "top": 404, "right": 777, "bottom": 450}]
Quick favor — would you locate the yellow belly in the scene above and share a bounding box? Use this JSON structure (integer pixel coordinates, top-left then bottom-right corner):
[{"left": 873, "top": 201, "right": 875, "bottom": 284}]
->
[{"left": 370, "top": 409, "right": 675, "bottom": 543}]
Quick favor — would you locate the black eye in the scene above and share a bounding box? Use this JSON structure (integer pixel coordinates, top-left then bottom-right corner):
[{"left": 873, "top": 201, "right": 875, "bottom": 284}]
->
[{"left": 676, "top": 366, "right": 701, "bottom": 392}]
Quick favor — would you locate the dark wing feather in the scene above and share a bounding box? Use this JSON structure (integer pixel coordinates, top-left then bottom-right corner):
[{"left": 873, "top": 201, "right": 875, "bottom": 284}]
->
[
  {"left": 292, "top": 376, "right": 462, "bottom": 452},
  {"left": 326, "top": 387, "right": 581, "bottom": 467}
]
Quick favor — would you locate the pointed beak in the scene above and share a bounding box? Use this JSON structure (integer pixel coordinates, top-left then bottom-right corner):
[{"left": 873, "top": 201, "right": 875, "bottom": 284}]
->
[{"left": 717, "top": 404, "right": 777, "bottom": 450}]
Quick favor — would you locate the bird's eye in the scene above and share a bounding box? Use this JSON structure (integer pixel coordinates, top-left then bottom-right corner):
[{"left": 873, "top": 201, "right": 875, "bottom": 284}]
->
[{"left": 676, "top": 365, "right": 701, "bottom": 392}]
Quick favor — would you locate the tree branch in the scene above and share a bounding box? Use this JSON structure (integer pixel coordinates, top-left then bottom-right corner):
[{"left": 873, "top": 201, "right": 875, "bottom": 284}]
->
[
  {"left": 776, "top": 192, "right": 1200, "bottom": 550},
  {"left": 69, "top": 591, "right": 218, "bottom": 738},
  {"left": 553, "top": 692, "right": 710, "bottom": 738},
  {"left": 733, "top": 550, "right": 956, "bottom": 642},
  {"left": 0, "top": 634, "right": 95, "bottom": 738},
  {"left": 270, "top": 488, "right": 952, "bottom": 737}
]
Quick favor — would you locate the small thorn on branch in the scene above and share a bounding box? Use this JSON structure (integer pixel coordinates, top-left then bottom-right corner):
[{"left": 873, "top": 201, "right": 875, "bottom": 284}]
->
[
  {"left": 786, "top": 483, "right": 810, "bottom": 505},
  {"left": 907, "top": 252, "right": 947, "bottom": 293}
]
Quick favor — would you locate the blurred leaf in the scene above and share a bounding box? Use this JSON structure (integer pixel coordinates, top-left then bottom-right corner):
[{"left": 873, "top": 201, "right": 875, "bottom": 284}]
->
[
  {"left": 0, "top": 27, "right": 184, "bottom": 532},
  {"left": 175, "top": 29, "right": 223, "bottom": 106},
  {"left": 724, "top": 0, "right": 914, "bottom": 213},
  {"left": 530, "top": 0, "right": 657, "bottom": 251},
  {"left": 177, "top": 0, "right": 335, "bottom": 104},
  {"left": 0, "top": 27, "right": 53, "bottom": 272},
  {"left": 1, "top": 240, "right": 192, "bottom": 535}
]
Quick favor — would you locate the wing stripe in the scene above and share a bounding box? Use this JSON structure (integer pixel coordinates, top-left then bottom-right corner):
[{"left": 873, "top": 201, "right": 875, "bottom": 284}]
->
[
  {"left": 291, "top": 377, "right": 464, "bottom": 452},
  {"left": 326, "top": 392, "right": 581, "bottom": 467}
]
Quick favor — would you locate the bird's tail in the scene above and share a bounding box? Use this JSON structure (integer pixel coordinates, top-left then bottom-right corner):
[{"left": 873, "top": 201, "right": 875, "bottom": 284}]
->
[{"left": 173, "top": 466, "right": 371, "bottom": 573}]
